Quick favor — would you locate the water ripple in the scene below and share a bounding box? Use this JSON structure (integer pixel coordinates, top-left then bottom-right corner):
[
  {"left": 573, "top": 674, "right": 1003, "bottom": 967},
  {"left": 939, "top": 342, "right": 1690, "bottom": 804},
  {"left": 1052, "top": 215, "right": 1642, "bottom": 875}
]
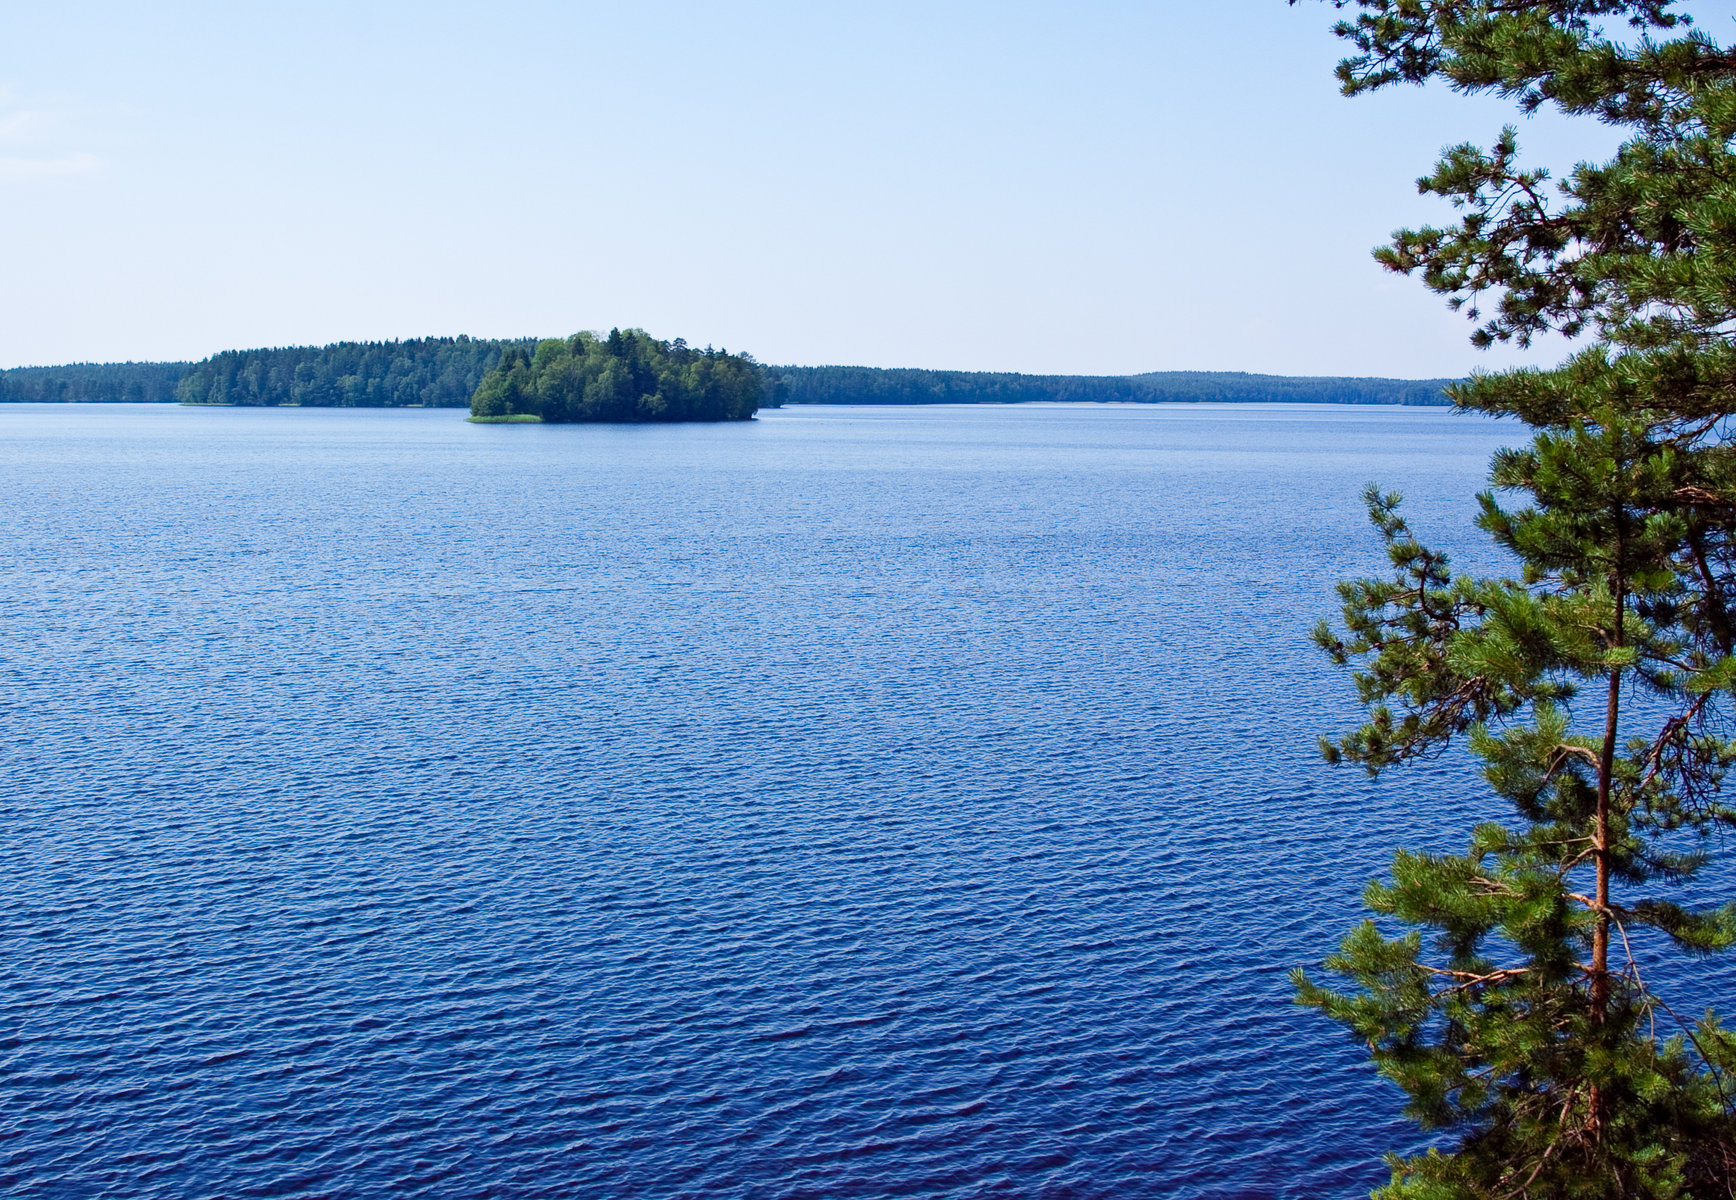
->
[{"left": 3, "top": 402, "right": 1727, "bottom": 1198}]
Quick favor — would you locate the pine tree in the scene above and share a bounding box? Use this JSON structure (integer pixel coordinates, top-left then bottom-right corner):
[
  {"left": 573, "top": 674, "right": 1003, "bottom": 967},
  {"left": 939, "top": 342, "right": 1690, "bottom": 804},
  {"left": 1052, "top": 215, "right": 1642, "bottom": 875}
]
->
[{"left": 1294, "top": 2, "right": 1736, "bottom": 1194}]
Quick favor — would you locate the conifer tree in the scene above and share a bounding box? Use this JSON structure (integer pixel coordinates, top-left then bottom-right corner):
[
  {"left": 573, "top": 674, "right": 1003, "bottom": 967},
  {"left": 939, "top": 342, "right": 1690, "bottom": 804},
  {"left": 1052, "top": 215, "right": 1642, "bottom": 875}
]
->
[{"left": 1295, "top": 2, "right": 1736, "bottom": 1194}]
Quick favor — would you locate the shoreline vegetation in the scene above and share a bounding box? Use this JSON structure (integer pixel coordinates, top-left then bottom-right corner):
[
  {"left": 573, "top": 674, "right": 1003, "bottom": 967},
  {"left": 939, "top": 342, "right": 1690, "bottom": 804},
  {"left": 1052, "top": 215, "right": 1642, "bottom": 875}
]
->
[
  {"left": 0, "top": 338, "right": 1457, "bottom": 411},
  {"left": 174, "top": 336, "right": 535, "bottom": 409},
  {"left": 775, "top": 365, "right": 1455, "bottom": 406},
  {"left": 0, "top": 360, "right": 191, "bottom": 404}
]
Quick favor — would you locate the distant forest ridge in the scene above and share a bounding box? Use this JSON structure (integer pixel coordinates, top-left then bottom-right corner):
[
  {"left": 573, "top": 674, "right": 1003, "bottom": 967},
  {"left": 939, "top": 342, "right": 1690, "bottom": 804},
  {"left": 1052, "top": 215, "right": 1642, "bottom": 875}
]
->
[
  {"left": 772, "top": 365, "right": 1456, "bottom": 406},
  {"left": 0, "top": 342, "right": 1457, "bottom": 408},
  {"left": 0, "top": 360, "right": 190, "bottom": 404},
  {"left": 175, "top": 337, "right": 538, "bottom": 408}
]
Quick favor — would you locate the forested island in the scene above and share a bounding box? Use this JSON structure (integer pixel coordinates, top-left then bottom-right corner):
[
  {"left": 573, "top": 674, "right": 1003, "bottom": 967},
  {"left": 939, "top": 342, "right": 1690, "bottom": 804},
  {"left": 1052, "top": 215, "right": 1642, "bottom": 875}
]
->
[
  {"left": 0, "top": 343, "right": 1455, "bottom": 409},
  {"left": 470, "top": 329, "right": 775, "bottom": 423}
]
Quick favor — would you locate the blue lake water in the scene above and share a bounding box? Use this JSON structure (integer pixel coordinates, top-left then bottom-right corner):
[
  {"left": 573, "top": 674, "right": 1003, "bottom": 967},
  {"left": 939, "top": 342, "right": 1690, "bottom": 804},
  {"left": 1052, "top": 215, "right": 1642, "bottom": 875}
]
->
[{"left": 3, "top": 402, "right": 1727, "bottom": 1199}]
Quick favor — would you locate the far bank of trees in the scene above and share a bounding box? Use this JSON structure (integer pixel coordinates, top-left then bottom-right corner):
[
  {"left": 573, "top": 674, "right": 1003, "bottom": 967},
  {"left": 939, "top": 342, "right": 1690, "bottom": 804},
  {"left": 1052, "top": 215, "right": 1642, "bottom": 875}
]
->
[
  {"left": 0, "top": 361, "right": 189, "bottom": 404},
  {"left": 471, "top": 329, "right": 778, "bottom": 423},
  {"left": 773, "top": 366, "right": 1454, "bottom": 406},
  {"left": 175, "top": 337, "right": 535, "bottom": 408},
  {"left": 1, "top": 348, "right": 1454, "bottom": 410}
]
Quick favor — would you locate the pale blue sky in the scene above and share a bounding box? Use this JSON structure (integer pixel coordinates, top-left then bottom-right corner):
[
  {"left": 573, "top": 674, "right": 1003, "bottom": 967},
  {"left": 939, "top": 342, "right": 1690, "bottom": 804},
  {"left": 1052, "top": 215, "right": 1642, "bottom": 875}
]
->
[{"left": 3, "top": 1, "right": 1722, "bottom": 376}]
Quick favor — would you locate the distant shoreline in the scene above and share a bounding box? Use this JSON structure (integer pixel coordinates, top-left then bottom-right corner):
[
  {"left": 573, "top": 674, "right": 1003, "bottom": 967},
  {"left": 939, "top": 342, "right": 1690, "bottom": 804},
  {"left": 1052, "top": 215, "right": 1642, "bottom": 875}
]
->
[{"left": 0, "top": 346, "right": 1457, "bottom": 409}]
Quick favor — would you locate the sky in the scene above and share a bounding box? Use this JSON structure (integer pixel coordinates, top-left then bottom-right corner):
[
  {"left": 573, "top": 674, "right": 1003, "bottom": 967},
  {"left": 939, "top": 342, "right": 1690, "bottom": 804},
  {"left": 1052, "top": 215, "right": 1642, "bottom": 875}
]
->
[{"left": 3, "top": 1, "right": 1729, "bottom": 377}]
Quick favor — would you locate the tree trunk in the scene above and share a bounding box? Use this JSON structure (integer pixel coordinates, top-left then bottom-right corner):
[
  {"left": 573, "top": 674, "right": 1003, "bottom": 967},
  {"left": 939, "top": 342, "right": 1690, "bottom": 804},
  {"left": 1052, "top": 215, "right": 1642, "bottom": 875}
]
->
[{"left": 1589, "top": 581, "right": 1624, "bottom": 1135}]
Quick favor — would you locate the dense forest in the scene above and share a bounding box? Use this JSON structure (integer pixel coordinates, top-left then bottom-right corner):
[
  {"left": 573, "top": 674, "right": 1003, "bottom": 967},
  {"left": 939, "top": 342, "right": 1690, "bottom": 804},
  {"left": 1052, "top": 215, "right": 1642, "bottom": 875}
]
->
[
  {"left": 175, "top": 337, "right": 535, "bottom": 408},
  {"left": 0, "top": 347, "right": 1454, "bottom": 409},
  {"left": 0, "top": 361, "right": 189, "bottom": 403},
  {"left": 471, "top": 329, "right": 777, "bottom": 423},
  {"left": 772, "top": 365, "right": 1454, "bottom": 406}
]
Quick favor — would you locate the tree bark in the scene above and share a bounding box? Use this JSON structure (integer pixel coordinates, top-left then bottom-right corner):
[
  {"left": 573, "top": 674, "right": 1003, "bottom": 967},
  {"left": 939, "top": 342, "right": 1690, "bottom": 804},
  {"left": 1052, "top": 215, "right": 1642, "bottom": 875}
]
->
[{"left": 1589, "top": 578, "right": 1624, "bottom": 1135}]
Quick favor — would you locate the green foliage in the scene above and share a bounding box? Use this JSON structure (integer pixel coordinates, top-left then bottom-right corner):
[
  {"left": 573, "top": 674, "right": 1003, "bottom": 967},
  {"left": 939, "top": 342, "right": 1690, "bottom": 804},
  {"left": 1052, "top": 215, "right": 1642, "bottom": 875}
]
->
[
  {"left": 1297, "top": 1, "right": 1736, "bottom": 1194},
  {"left": 0, "top": 361, "right": 189, "bottom": 403},
  {"left": 3, "top": 357, "right": 1454, "bottom": 409},
  {"left": 176, "top": 336, "right": 535, "bottom": 408},
  {"left": 1308, "top": 480, "right": 1736, "bottom": 1195},
  {"left": 774, "top": 365, "right": 1454, "bottom": 406},
  {"left": 468, "top": 329, "right": 774, "bottom": 424}
]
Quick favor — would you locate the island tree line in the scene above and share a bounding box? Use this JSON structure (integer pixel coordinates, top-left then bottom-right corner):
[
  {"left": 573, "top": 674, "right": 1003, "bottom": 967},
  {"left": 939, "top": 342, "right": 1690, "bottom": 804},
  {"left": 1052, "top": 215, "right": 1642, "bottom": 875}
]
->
[{"left": 470, "top": 329, "right": 778, "bottom": 423}]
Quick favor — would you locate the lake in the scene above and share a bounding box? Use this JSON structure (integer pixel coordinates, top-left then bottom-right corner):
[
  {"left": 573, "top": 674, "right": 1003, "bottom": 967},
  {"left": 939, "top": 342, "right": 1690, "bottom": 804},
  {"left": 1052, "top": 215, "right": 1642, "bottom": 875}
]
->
[{"left": 2, "top": 402, "right": 1719, "bottom": 1198}]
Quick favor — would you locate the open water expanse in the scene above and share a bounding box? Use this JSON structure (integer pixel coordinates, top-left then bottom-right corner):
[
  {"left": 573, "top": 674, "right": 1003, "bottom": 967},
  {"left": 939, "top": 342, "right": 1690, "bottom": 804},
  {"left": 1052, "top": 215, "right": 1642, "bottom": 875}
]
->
[{"left": 4, "top": 402, "right": 1731, "bottom": 1199}]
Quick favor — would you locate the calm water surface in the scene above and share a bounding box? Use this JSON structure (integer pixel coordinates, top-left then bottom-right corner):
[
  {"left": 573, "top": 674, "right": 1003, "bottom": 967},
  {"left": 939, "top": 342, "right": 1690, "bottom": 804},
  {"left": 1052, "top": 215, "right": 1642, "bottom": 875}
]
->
[{"left": 3, "top": 403, "right": 1724, "bottom": 1199}]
